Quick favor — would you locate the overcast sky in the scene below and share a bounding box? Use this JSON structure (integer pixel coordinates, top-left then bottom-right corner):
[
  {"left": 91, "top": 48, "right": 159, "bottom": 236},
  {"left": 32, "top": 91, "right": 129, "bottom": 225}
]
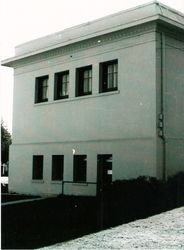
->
[{"left": 1, "top": 0, "right": 184, "bottom": 133}]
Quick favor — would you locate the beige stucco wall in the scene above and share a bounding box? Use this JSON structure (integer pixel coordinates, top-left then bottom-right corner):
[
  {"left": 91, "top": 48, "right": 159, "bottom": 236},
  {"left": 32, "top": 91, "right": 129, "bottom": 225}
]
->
[{"left": 9, "top": 27, "right": 158, "bottom": 196}]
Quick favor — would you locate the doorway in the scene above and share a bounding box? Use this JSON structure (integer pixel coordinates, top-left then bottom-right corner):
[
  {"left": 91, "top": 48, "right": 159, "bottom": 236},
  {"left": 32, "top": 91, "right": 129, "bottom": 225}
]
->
[{"left": 97, "top": 154, "right": 112, "bottom": 193}]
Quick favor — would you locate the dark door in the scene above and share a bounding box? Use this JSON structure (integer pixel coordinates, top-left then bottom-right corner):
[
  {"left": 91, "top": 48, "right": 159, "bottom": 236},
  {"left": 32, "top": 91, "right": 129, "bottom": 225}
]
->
[{"left": 97, "top": 154, "right": 112, "bottom": 193}]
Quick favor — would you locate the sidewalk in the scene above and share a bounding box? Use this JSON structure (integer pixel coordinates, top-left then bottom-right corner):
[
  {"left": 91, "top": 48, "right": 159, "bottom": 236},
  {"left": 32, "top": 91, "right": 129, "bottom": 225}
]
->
[{"left": 1, "top": 197, "right": 45, "bottom": 206}]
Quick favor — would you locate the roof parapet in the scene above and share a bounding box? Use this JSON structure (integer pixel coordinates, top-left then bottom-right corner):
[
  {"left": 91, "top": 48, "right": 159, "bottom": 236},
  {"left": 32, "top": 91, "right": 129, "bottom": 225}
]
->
[{"left": 1, "top": 1, "right": 184, "bottom": 67}]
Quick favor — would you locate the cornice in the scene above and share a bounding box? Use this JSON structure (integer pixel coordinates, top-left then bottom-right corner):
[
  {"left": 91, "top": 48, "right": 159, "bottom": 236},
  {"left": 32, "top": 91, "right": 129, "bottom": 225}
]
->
[
  {"left": 9, "top": 22, "right": 157, "bottom": 68},
  {"left": 156, "top": 21, "right": 184, "bottom": 42}
]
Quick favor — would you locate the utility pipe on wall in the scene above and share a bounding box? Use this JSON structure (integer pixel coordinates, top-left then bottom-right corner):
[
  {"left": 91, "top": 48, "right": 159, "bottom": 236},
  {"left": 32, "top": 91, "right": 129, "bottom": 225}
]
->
[{"left": 160, "top": 32, "right": 167, "bottom": 181}]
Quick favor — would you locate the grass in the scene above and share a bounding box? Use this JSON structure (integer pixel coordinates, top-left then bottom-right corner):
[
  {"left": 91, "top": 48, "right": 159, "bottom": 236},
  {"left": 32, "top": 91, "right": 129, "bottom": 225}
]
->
[{"left": 2, "top": 195, "right": 100, "bottom": 249}]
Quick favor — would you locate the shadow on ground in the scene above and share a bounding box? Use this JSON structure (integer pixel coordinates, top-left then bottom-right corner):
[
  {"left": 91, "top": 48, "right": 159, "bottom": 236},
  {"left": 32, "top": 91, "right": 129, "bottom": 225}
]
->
[
  {"left": 2, "top": 196, "right": 100, "bottom": 249},
  {"left": 2, "top": 174, "right": 184, "bottom": 249}
]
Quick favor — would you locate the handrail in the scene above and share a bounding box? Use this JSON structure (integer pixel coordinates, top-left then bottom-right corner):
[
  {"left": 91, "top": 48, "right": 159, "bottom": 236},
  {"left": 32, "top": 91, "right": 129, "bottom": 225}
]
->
[{"left": 62, "top": 180, "right": 97, "bottom": 194}]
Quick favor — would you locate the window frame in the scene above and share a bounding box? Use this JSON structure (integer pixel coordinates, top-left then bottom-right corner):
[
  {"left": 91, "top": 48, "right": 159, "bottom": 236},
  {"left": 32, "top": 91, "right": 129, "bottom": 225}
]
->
[
  {"left": 73, "top": 155, "right": 87, "bottom": 183},
  {"left": 99, "top": 59, "right": 118, "bottom": 93},
  {"left": 51, "top": 155, "right": 64, "bottom": 181},
  {"left": 54, "top": 71, "right": 69, "bottom": 100},
  {"left": 76, "top": 65, "right": 92, "bottom": 97},
  {"left": 35, "top": 75, "right": 49, "bottom": 103},
  {"left": 32, "top": 155, "right": 44, "bottom": 180}
]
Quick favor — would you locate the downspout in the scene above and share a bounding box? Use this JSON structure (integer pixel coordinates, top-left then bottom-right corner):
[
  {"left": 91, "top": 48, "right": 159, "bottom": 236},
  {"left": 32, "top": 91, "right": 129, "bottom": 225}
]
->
[{"left": 160, "top": 32, "right": 167, "bottom": 181}]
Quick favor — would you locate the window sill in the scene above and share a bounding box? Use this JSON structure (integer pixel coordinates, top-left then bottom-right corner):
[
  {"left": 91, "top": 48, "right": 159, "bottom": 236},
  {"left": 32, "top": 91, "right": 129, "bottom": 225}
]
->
[
  {"left": 51, "top": 180, "right": 63, "bottom": 184},
  {"left": 34, "top": 90, "right": 120, "bottom": 106},
  {"left": 72, "top": 182, "right": 88, "bottom": 186},
  {"left": 54, "top": 95, "right": 69, "bottom": 100},
  {"left": 76, "top": 92, "right": 92, "bottom": 97},
  {"left": 32, "top": 180, "right": 44, "bottom": 183},
  {"left": 100, "top": 88, "right": 118, "bottom": 93},
  {"left": 35, "top": 99, "right": 48, "bottom": 104}
]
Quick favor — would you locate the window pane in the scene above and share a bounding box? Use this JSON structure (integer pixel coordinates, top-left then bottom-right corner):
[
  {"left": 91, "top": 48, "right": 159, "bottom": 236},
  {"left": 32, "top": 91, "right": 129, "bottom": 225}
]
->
[
  {"left": 66, "top": 74, "right": 69, "bottom": 82},
  {"left": 42, "top": 80, "right": 48, "bottom": 100},
  {"left": 42, "top": 78, "right": 48, "bottom": 87},
  {"left": 107, "top": 74, "right": 113, "bottom": 88},
  {"left": 62, "top": 82, "right": 68, "bottom": 96},
  {"left": 88, "top": 78, "right": 92, "bottom": 92},
  {"left": 114, "top": 73, "right": 118, "bottom": 87},
  {"left": 62, "top": 75, "right": 66, "bottom": 83},
  {"left": 88, "top": 69, "right": 92, "bottom": 77},
  {"left": 84, "top": 70, "right": 89, "bottom": 78},
  {"left": 83, "top": 79, "right": 89, "bottom": 93},
  {"left": 83, "top": 69, "right": 92, "bottom": 93},
  {"left": 114, "top": 63, "right": 118, "bottom": 73},
  {"left": 108, "top": 64, "right": 113, "bottom": 74}
]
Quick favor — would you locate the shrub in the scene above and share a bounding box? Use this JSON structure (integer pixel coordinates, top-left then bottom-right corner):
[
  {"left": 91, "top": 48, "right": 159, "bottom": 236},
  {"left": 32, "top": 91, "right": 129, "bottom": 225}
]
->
[{"left": 100, "top": 173, "right": 184, "bottom": 227}]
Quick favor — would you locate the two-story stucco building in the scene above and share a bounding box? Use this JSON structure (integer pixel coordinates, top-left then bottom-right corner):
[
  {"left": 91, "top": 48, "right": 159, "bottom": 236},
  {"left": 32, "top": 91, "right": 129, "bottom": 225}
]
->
[{"left": 2, "top": 1, "right": 184, "bottom": 196}]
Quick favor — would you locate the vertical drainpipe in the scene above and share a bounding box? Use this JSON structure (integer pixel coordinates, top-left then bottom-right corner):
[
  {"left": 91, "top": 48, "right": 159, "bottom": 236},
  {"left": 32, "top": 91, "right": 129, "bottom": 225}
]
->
[{"left": 160, "top": 32, "right": 167, "bottom": 181}]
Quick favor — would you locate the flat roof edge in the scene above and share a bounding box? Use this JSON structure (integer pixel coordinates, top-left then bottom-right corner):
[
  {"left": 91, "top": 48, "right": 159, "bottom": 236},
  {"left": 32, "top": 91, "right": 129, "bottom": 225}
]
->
[
  {"left": 1, "top": 15, "right": 160, "bottom": 67},
  {"left": 2, "top": 1, "right": 184, "bottom": 67},
  {"left": 15, "top": 1, "right": 157, "bottom": 49}
]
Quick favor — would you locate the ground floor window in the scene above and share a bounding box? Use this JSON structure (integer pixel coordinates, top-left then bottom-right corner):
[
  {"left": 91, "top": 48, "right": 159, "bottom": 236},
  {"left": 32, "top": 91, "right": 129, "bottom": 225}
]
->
[
  {"left": 32, "top": 155, "right": 43, "bottom": 180},
  {"left": 73, "top": 155, "right": 87, "bottom": 182},
  {"left": 52, "top": 155, "right": 64, "bottom": 181}
]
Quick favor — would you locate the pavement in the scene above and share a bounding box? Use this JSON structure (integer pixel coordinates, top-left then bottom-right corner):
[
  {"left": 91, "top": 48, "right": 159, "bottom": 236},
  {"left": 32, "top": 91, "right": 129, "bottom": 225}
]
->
[{"left": 1, "top": 197, "right": 46, "bottom": 206}]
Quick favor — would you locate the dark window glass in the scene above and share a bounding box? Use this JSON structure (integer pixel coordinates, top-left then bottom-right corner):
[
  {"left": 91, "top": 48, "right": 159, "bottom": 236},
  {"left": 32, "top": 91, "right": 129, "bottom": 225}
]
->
[
  {"left": 32, "top": 155, "right": 43, "bottom": 180},
  {"left": 73, "top": 155, "right": 87, "bottom": 182},
  {"left": 54, "top": 71, "right": 69, "bottom": 100},
  {"left": 35, "top": 75, "right": 48, "bottom": 103},
  {"left": 76, "top": 66, "right": 92, "bottom": 96},
  {"left": 99, "top": 60, "right": 118, "bottom": 93},
  {"left": 52, "top": 155, "right": 64, "bottom": 181}
]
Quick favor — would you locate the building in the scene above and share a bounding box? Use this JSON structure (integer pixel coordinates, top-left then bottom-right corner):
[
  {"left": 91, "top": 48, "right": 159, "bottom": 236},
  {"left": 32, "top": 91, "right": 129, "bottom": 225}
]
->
[{"left": 2, "top": 1, "right": 184, "bottom": 196}]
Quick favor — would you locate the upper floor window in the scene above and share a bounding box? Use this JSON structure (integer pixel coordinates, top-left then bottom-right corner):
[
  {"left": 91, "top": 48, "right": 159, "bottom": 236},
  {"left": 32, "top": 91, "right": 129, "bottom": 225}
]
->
[
  {"left": 76, "top": 65, "right": 92, "bottom": 96},
  {"left": 54, "top": 71, "right": 69, "bottom": 100},
  {"left": 99, "top": 60, "right": 118, "bottom": 93},
  {"left": 35, "top": 75, "right": 48, "bottom": 103}
]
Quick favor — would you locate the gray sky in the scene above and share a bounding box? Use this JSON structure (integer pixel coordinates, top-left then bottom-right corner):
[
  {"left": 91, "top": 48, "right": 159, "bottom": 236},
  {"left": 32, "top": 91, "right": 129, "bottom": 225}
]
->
[{"left": 1, "top": 0, "right": 184, "bottom": 132}]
